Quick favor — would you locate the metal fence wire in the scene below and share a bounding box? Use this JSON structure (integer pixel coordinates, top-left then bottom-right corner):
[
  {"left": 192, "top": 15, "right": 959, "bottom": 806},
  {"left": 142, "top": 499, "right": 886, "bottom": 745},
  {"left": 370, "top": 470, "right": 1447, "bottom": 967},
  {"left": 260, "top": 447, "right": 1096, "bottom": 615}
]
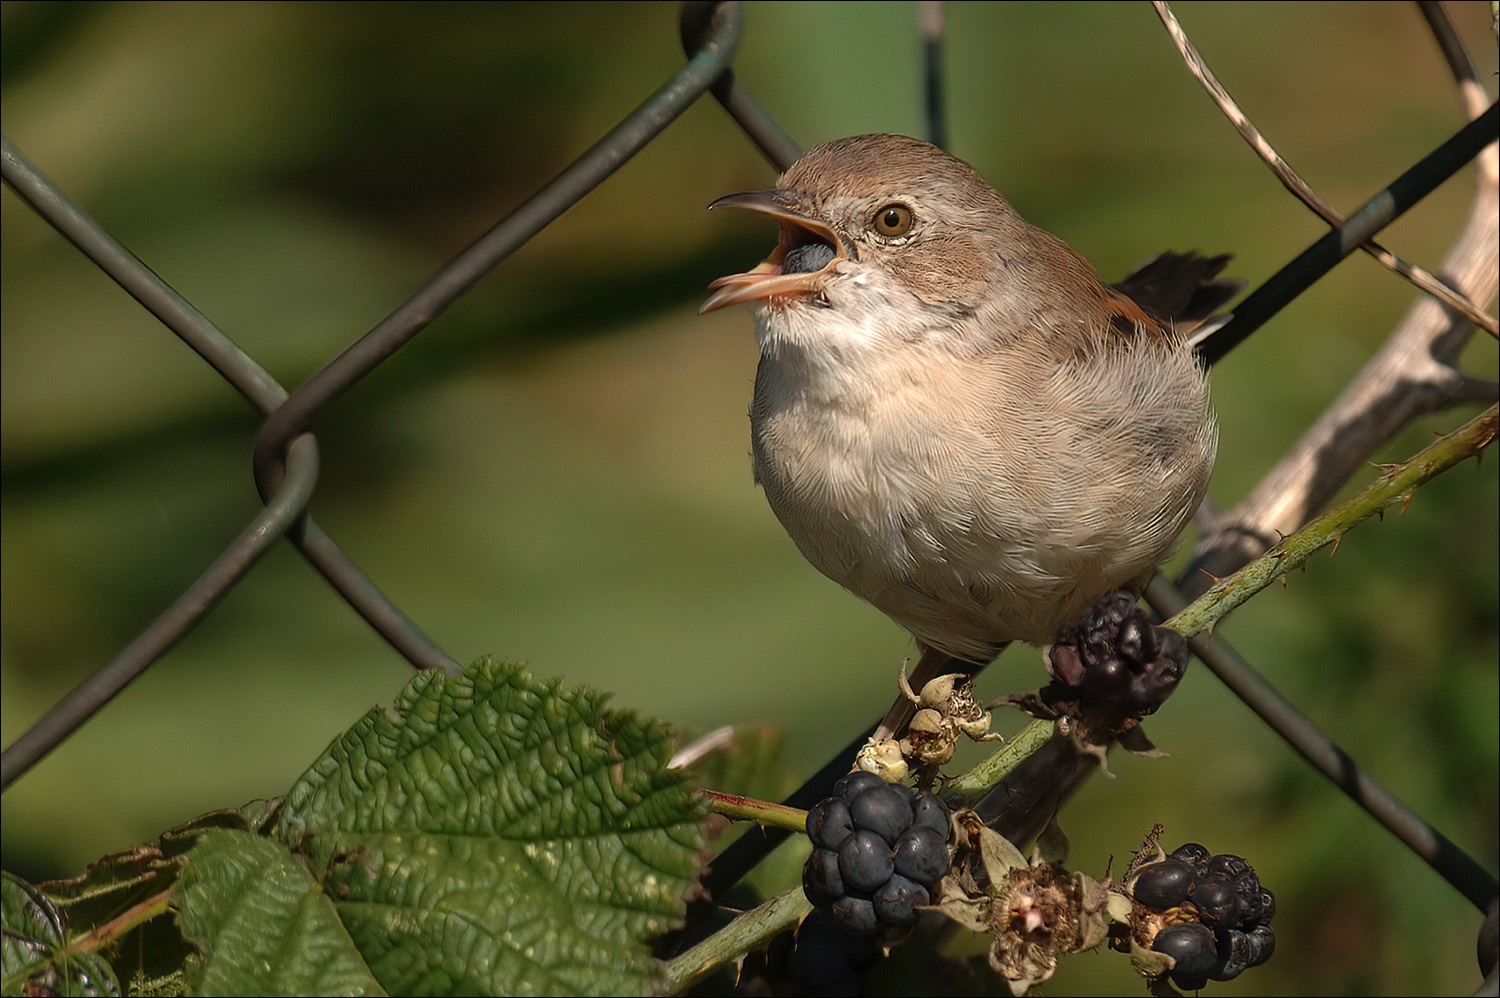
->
[{"left": 2, "top": 1, "right": 1497, "bottom": 994}]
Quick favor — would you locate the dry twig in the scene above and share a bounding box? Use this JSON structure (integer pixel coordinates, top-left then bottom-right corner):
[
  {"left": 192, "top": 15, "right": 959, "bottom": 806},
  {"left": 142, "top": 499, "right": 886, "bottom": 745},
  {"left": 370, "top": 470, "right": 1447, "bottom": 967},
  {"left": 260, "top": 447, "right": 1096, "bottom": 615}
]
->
[
  {"left": 1152, "top": 2, "right": 1500, "bottom": 592},
  {"left": 1153, "top": 0, "right": 1497, "bottom": 336}
]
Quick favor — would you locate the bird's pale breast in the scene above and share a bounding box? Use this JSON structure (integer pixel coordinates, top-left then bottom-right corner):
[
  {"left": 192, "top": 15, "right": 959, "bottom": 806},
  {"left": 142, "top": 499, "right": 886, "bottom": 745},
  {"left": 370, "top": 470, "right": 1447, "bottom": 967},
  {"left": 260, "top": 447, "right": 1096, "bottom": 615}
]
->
[{"left": 750, "top": 307, "right": 1215, "bottom": 661}]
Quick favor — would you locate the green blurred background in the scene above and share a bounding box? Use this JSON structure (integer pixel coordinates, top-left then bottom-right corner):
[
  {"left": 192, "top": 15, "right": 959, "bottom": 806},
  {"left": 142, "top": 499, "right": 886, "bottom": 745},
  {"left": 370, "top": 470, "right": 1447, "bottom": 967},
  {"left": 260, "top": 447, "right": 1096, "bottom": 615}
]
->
[{"left": 2, "top": 2, "right": 1495, "bottom": 994}]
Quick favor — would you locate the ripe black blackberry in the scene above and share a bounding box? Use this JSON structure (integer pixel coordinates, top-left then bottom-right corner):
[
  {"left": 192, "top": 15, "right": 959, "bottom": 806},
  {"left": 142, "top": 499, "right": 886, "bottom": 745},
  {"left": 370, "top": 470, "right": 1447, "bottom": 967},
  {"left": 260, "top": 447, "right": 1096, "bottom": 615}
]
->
[
  {"left": 1046, "top": 592, "right": 1191, "bottom": 722},
  {"left": 802, "top": 772, "right": 953, "bottom": 934},
  {"left": 1130, "top": 842, "right": 1277, "bottom": 989}
]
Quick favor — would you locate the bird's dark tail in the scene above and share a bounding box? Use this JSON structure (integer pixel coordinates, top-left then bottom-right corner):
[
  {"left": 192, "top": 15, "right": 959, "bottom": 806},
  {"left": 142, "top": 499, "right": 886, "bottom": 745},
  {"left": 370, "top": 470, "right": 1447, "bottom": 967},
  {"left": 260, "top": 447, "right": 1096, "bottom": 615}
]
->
[{"left": 1111, "top": 250, "right": 1244, "bottom": 344}]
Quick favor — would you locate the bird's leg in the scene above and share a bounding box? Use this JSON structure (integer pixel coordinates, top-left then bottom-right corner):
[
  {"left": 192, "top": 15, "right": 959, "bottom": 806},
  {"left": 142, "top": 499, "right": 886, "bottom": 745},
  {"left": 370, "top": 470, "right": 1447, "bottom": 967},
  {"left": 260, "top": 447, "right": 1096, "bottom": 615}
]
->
[{"left": 870, "top": 644, "right": 986, "bottom": 744}]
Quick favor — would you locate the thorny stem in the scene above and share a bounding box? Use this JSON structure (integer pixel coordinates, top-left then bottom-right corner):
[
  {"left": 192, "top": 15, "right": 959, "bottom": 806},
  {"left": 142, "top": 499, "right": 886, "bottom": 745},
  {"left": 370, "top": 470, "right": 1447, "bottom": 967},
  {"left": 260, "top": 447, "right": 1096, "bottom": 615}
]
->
[
  {"left": 943, "top": 719, "right": 1056, "bottom": 806},
  {"left": 699, "top": 789, "right": 808, "bottom": 832},
  {"left": 1177, "top": 2, "right": 1499, "bottom": 593},
  {"left": 64, "top": 889, "right": 173, "bottom": 957},
  {"left": 664, "top": 887, "right": 812, "bottom": 993},
  {"left": 1155, "top": 405, "right": 1500, "bottom": 912},
  {"left": 1151, "top": 575, "right": 1500, "bottom": 912},
  {"left": 1169, "top": 405, "right": 1497, "bottom": 638},
  {"left": 680, "top": 407, "right": 1496, "bottom": 985}
]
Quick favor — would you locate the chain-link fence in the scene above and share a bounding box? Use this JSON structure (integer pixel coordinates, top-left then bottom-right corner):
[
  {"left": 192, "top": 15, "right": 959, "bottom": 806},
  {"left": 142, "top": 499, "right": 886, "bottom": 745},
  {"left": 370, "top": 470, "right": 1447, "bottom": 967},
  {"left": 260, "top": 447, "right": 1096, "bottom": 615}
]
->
[{"left": 3, "top": 3, "right": 1496, "bottom": 994}]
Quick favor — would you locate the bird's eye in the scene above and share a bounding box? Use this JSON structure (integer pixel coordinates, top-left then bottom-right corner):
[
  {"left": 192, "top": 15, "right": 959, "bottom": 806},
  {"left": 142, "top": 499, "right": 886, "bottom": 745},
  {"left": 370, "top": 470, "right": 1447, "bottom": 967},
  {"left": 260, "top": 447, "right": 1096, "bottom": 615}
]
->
[{"left": 871, "top": 203, "right": 914, "bottom": 238}]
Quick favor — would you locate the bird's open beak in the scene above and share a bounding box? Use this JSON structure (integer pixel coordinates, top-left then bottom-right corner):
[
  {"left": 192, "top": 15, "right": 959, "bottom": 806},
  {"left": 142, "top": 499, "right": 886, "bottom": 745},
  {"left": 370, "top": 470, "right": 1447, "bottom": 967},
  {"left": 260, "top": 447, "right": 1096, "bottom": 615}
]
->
[{"left": 700, "top": 189, "right": 846, "bottom": 314}]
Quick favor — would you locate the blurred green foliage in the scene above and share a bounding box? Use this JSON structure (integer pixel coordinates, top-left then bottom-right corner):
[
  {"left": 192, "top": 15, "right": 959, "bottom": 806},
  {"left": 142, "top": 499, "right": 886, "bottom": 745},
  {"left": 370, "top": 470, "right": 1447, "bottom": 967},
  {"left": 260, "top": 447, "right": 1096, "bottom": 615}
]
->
[{"left": 2, "top": 2, "right": 1495, "bottom": 995}]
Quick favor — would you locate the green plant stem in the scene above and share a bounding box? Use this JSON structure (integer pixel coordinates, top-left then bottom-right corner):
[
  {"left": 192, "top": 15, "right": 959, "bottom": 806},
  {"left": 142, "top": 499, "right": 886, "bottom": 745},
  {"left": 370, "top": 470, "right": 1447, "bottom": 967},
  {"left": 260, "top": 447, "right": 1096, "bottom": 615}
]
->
[
  {"left": 943, "top": 718, "right": 1056, "bottom": 805},
  {"left": 663, "top": 886, "right": 812, "bottom": 994},
  {"left": 699, "top": 789, "right": 808, "bottom": 832},
  {"left": 678, "top": 406, "right": 1496, "bottom": 989},
  {"left": 1169, "top": 404, "right": 1497, "bottom": 639},
  {"left": 66, "top": 888, "right": 173, "bottom": 955}
]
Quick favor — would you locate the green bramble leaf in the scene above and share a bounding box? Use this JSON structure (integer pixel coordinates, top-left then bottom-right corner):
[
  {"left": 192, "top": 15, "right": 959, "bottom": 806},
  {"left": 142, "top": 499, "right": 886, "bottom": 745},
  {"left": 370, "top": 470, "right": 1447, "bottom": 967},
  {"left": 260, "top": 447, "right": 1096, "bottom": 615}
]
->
[
  {"left": 11, "top": 659, "right": 705, "bottom": 997},
  {"left": 264, "top": 657, "right": 705, "bottom": 997},
  {"left": 174, "top": 829, "right": 384, "bottom": 996},
  {"left": 0, "top": 871, "right": 121, "bottom": 997}
]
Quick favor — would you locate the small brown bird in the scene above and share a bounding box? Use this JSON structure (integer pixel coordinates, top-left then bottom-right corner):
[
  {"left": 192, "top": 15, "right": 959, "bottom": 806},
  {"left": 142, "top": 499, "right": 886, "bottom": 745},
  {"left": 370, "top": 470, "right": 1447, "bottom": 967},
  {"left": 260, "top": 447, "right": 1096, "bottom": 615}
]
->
[{"left": 703, "top": 133, "right": 1232, "bottom": 740}]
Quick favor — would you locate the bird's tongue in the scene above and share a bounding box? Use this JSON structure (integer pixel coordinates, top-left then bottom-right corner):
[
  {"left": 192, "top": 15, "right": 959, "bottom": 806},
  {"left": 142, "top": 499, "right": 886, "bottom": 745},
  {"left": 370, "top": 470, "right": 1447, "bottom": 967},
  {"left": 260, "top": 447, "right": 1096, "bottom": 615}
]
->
[
  {"left": 700, "top": 228, "right": 842, "bottom": 314},
  {"left": 782, "top": 240, "right": 838, "bottom": 275},
  {"left": 699, "top": 192, "right": 845, "bottom": 313}
]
